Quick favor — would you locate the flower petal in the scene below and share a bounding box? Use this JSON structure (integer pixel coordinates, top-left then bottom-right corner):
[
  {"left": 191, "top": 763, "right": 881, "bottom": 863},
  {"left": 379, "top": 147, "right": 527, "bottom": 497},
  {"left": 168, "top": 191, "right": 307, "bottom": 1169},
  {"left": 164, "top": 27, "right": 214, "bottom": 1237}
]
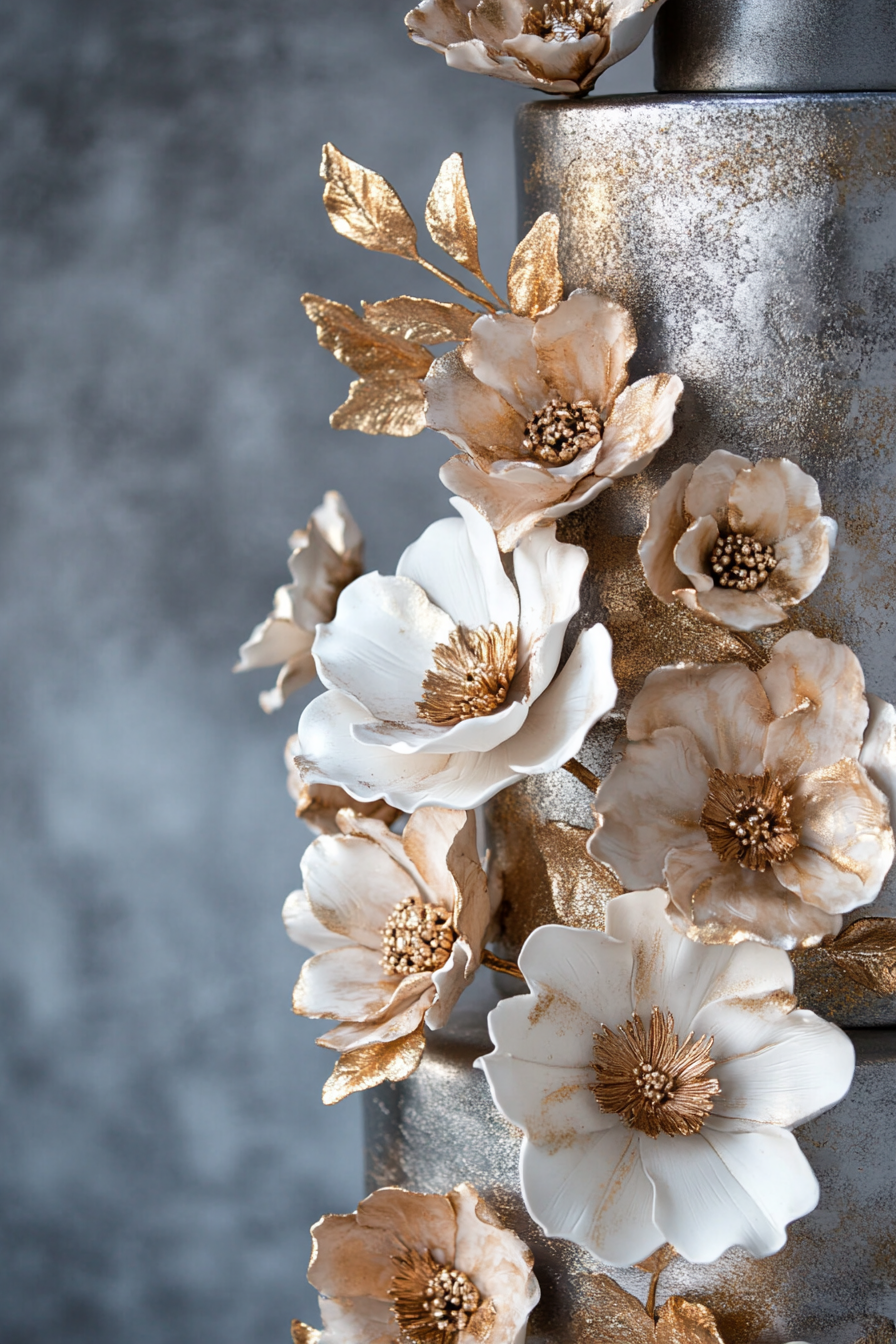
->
[
  {"left": 236, "top": 614, "right": 312, "bottom": 674},
  {"left": 503, "top": 30, "right": 610, "bottom": 85},
  {"left": 351, "top": 699, "right": 529, "bottom": 757},
  {"left": 589, "top": 727, "right": 709, "bottom": 888},
  {"left": 282, "top": 887, "right": 355, "bottom": 954},
  {"left": 308, "top": 1211, "right": 397, "bottom": 1300},
  {"left": 673, "top": 516, "right": 717, "bottom": 591},
  {"left": 532, "top": 290, "right": 636, "bottom": 410},
  {"left": 302, "top": 834, "right": 419, "bottom": 947},
  {"left": 463, "top": 311, "right": 547, "bottom": 417},
  {"left": 760, "top": 632, "right": 868, "bottom": 778},
  {"left": 466, "top": 0, "right": 529, "bottom": 46},
  {"left": 860, "top": 692, "right": 896, "bottom": 818},
  {"left": 448, "top": 1182, "right": 541, "bottom": 1344},
  {"left": 767, "top": 516, "right": 837, "bottom": 605},
  {"left": 426, "top": 939, "right": 475, "bottom": 1029},
  {"left": 315, "top": 985, "right": 434, "bottom": 1050},
  {"left": 405, "top": 0, "right": 477, "bottom": 50},
  {"left": 481, "top": 1054, "right": 612, "bottom": 1144},
  {"left": 520, "top": 1128, "right": 660, "bottom": 1266},
  {"left": 439, "top": 453, "right": 571, "bottom": 552},
  {"left": 727, "top": 457, "right": 822, "bottom": 543},
  {"left": 676, "top": 584, "right": 786, "bottom": 632},
  {"left": 597, "top": 373, "right": 683, "bottom": 480},
  {"left": 512, "top": 524, "right": 587, "bottom": 699},
  {"left": 627, "top": 661, "right": 771, "bottom": 775},
  {"left": 683, "top": 449, "right": 750, "bottom": 525},
  {"left": 401, "top": 807, "right": 468, "bottom": 906},
  {"left": 638, "top": 463, "right": 695, "bottom": 602},
  {"left": 292, "top": 946, "right": 398, "bottom": 1022},
  {"left": 424, "top": 346, "right": 526, "bottom": 465},
  {"left": 355, "top": 1186, "right": 458, "bottom": 1266},
  {"left": 318, "top": 1295, "right": 396, "bottom": 1344},
  {"left": 642, "top": 1127, "right": 819, "bottom": 1262},
  {"left": 445, "top": 37, "right": 552, "bottom": 89},
  {"left": 507, "top": 623, "right": 617, "bottom": 774}
]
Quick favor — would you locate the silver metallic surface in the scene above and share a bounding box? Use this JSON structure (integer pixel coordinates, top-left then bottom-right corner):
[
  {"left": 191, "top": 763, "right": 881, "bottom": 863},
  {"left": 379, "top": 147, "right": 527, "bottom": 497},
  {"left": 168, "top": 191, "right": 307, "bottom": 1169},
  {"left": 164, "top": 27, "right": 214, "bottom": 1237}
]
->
[
  {"left": 653, "top": 0, "right": 896, "bottom": 93},
  {"left": 496, "top": 92, "right": 896, "bottom": 1027},
  {"left": 365, "top": 1016, "right": 896, "bottom": 1344}
]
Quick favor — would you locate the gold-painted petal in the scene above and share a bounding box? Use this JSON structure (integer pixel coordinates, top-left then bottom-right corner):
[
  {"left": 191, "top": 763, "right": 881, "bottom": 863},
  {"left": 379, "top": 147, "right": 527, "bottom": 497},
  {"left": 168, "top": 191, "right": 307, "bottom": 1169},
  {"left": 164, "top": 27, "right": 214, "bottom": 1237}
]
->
[
  {"left": 655, "top": 1296, "right": 726, "bottom": 1344},
  {"left": 507, "top": 213, "right": 563, "bottom": 319},
  {"left": 320, "top": 143, "right": 419, "bottom": 260},
  {"left": 362, "top": 295, "right": 478, "bottom": 344},
  {"left": 639, "top": 462, "right": 696, "bottom": 603},
  {"left": 585, "top": 1273, "right": 657, "bottom": 1344},
  {"left": 330, "top": 377, "right": 428, "bottom": 437},
  {"left": 321, "top": 1026, "right": 426, "bottom": 1105},
  {"left": 290, "top": 1322, "right": 322, "bottom": 1344},
  {"left": 425, "top": 152, "right": 487, "bottom": 282},
  {"left": 822, "top": 917, "right": 896, "bottom": 994},
  {"left": 301, "top": 294, "right": 432, "bottom": 379},
  {"left": 446, "top": 810, "right": 491, "bottom": 953}
]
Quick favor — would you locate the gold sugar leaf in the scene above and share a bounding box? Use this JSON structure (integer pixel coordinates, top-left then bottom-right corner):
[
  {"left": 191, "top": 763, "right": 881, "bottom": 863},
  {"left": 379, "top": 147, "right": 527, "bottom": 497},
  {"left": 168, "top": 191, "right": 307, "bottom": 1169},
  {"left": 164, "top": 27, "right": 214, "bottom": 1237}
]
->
[
  {"left": 507, "top": 213, "right": 563, "bottom": 318},
  {"left": 586, "top": 1274, "right": 656, "bottom": 1344},
  {"left": 290, "top": 1323, "right": 322, "bottom": 1344},
  {"left": 655, "top": 1298, "right": 726, "bottom": 1344},
  {"left": 635, "top": 1244, "right": 678, "bottom": 1279},
  {"left": 425, "top": 153, "right": 485, "bottom": 281},
  {"left": 321, "top": 143, "right": 419, "bottom": 260},
  {"left": 363, "top": 295, "right": 478, "bottom": 345},
  {"left": 321, "top": 1026, "right": 426, "bottom": 1105},
  {"left": 330, "top": 377, "right": 428, "bottom": 437},
  {"left": 301, "top": 294, "right": 432, "bottom": 379},
  {"left": 822, "top": 918, "right": 896, "bottom": 994}
]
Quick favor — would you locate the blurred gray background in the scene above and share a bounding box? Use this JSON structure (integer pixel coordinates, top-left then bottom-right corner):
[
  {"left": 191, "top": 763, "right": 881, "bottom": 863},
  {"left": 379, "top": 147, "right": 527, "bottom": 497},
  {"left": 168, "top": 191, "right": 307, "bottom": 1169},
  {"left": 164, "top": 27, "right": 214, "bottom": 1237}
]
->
[{"left": 0, "top": 4, "right": 650, "bottom": 1340}]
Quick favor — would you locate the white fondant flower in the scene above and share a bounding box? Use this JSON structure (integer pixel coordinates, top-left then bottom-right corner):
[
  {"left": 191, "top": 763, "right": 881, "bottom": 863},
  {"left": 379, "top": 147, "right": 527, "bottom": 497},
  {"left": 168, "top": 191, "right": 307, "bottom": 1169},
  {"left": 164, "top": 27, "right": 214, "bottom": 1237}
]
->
[
  {"left": 235, "top": 491, "right": 363, "bottom": 711},
  {"left": 287, "top": 807, "right": 497, "bottom": 1102},
  {"left": 406, "top": 0, "right": 669, "bottom": 97},
  {"left": 294, "top": 496, "right": 617, "bottom": 812},
  {"left": 293, "top": 1183, "right": 539, "bottom": 1344},
  {"left": 284, "top": 734, "right": 403, "bottom": 835},
  {"left": 428, "top": 292, "right": 682, "bottom": 551},
  {"left": 588, "top": 632, "right": 896, "bottom": 948},
  {"left": 639, "top": 451, "right": 836, "bottom": 631},
  {"left": 478, "top": 890, "right": 855, "bottom": 1266}
]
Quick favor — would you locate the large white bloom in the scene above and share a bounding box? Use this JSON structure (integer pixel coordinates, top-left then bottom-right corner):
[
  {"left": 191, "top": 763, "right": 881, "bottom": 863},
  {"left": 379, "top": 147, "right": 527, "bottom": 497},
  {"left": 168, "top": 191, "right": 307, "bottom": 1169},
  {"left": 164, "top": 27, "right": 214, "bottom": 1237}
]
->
[
  {"left": 588, "top": 632, "right": 896, "bottom": 949},
  {"left": 406, "top": 0, "right": 669, "bottom": 97},
  {"left": 286, "top": 807, "right": 496, "bottom": 1102},
  {"left": 294, "top": 1183, "right": 539, "bottom": 1344},
  {"left": 294, "top": 497, "right": 617, "bottom": 812},
  {"left": 478, "top": 890, "right": 855, "bottom": 1267},
  {"left": 235, "top": 491, "right": 363, "bottom": 711},
  {"left": 428, "top": 291, "right": 682, "bottom": 551}
]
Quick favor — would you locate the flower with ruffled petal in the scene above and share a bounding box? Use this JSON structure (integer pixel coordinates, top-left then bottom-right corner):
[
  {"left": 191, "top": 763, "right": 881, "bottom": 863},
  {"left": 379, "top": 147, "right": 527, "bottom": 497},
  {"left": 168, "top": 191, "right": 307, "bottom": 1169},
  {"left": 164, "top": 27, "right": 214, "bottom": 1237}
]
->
[
  {"left": 235, "top": 491, "right": 363, "bottom": 712},
  {"left": 428, "top": 291, "right": 682, "bottom": 551},
  {"left": 294, "top": 496, "right": 617, "bottom": 812},
  {"left": 286, "top": 806, "right": 497, "bottom": 1102},
  {"left": 292, "top": 1182, "right": 539, "bottom": 1344},
  {"left": 406, "top": 0, "right": 669, "bottom": 97},
  {"left": 639, "top": 451, "right": 837, "bottom": 631},
  {"left": 588, "top": 632, "right": 896, "bottom": 948},
  {"left": 478, "top": 889, "right": 855, "bottom": 1266},
  {"left": 284, "top": 734, "right": 403, "bottom": 835}
]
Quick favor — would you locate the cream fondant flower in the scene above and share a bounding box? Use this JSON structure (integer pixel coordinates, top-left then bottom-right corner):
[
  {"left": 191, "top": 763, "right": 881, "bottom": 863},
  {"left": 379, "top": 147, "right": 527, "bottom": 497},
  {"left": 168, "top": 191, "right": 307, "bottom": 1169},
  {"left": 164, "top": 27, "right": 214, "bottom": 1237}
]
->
[
  {"left": 293, "top": 1183, "right": 539, "bottom": 1344},
  {"left": 406, "top": 0, "right": 669, "bottom": 97},
  {"left": 287, "top": 807, "right": 497, "bottom": 1102},
  {"left": 588, "top": 632, "right": 896, "bottom": 948},
  {"left": 235, "top": 491, "right": 363, "bottom": 711},
  {"left": 478, "top": 890, "right": 855, "bottom": 1266},
  {"left": 428, "top": 291, "right": 682, "bottom": 551},
  {"left": 294, "top": 496, "right": 617, "bottom": 812},
  {"left": 639, "top": 451, "right": 837, "bottom": 631},
  {"left": 284, "top": 735, "right": 403, "bottom": 835}
]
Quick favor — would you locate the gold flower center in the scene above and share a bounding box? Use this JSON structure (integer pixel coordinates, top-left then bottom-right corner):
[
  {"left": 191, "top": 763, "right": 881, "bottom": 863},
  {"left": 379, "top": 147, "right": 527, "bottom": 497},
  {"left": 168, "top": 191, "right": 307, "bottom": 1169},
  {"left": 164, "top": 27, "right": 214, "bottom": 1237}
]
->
[
  {"left": 591, "top": 1008, "right": 720, "bottom": 1139},
  {"left": 416, "top": 623, "right": 517, "bottom": 727},
  {"left": 381, "top": 894, "right": 455, "bottom": 977},
  {"left": 701, "top": 768, "right": 799, "bottom": 871},
  {"left": 710, "top": 531, "right": 778, "bottom": 591},
  {"left": 521, "top": 395, "right": 602, "bottom": 464},
  {"left": 521, "top": 0, "right": 609, "bottom": 41},
  {"left": 389, "top": 1247, "right": 482, "bottom": 1343}
]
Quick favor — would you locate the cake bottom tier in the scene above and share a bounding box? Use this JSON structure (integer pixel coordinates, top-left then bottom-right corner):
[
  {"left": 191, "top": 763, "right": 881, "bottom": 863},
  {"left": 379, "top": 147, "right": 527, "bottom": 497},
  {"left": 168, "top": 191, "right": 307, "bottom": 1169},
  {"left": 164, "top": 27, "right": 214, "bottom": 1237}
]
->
[{"left": 364, "top": 1015, "right": 896, "bottom": 1344}]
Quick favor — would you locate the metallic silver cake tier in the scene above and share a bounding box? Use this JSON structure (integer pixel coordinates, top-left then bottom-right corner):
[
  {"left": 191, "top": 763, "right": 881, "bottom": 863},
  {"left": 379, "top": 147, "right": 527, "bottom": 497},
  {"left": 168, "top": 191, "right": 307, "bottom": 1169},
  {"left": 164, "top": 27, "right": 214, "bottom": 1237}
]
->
[
  {"left": 485, "top": 92, "right": 896, "bottom": 1027},
  {"left": 365, "top": 1017, "right": 896, "bottom": 1344}
]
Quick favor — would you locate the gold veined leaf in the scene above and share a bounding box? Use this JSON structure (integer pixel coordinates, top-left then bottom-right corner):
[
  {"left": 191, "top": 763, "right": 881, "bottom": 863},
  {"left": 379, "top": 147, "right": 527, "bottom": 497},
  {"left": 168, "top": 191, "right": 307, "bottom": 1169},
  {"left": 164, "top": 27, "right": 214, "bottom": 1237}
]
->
[
  {"left": 320, "top": 143, "right": 419, "bottom": 260},
  {"left": 425, "top": 152, "right": 485, "bottom": 280},
  {"left": 586, "top": 1274, "right": 656, "bottom": 1344},
  {"left": 301, "top": 294, "right": 433, "bottom": 379},
  {"left": 320, "top": 1026, "right": 426, "bottom": 1104},
  {"left": 822, "top": 918, "right": 896, "bottom": 994},
  {"left": 363, "top": 296, "right": 478, "bottom": 345},
  {"left": 655, "top": 1298, "right": 726, "bottom": 1344},
  {"left": 507, "top": 213, "right": 564, "bottom": 318},
  {"left": 291, "top": 1323, "right": 322, "bottom": 1344},
  {"left": 330, "top": 377, "right": 428, "bottom": 437},
  {"left": 635, "top": 1244, "right": 678, "bottom": 1279}
]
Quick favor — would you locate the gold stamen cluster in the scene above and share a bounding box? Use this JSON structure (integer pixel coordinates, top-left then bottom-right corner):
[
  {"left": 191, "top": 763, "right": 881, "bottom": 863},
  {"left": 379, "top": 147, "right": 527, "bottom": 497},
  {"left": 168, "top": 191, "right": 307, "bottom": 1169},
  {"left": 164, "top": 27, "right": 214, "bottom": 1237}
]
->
[
  {"left": 521, "top": 0, "right": 610, "bottom": 42},
  {"left": 417, "top": 623, "right": 518, "bottom": 727},
  {"left": 591, "top": 1008, "right": 720, "bottom": 1139},
  {"left": 389, "top": 1247, "right": 481, "bottom": 1343},
  {"left": 382, "top": 894, "right": 456, "bottom": 977},
  {"left": 710, "top": 531, "right": 777, "bottom": 590},
  {"left": 521, "top": 395, "right": 602, "bottom": 464},
  {"left": 701, "top": 768, "right": 799, "bottom": 871}
]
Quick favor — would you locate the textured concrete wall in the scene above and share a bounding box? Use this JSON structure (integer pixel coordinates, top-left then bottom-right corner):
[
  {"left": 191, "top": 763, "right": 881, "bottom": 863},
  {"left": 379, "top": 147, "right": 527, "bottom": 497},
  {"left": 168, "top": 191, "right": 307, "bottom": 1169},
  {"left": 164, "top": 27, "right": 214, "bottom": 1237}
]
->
[{"left": 0, "top": 4, "right": 651, "bottom": 1340}]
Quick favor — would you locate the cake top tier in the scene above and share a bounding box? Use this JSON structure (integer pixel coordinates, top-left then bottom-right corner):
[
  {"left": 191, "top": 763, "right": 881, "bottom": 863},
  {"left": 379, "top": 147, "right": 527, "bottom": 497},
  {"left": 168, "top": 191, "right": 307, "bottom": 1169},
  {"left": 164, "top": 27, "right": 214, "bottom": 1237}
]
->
[{"left": 654, "top": 0, "right": 896, "bottom": 93}]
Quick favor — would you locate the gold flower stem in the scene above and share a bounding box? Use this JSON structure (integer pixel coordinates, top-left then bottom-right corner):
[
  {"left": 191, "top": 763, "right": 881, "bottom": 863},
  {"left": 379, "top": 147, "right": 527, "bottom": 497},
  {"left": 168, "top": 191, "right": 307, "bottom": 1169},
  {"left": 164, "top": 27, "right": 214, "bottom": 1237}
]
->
[
  {"left": 415, "top": 255, "right": 504, "bottom": 314},
  {"left": 481, "top": 949, "right": 525, "bottom": 980},
  {"left": 562, "top": 758, "right": 601, "bottom": 792},
  {"left": 478, "top": 274, "right": 511, "bottom": 311},
  {"left": 645, "top": 1263, "right": 662, "bottom": 1320}
]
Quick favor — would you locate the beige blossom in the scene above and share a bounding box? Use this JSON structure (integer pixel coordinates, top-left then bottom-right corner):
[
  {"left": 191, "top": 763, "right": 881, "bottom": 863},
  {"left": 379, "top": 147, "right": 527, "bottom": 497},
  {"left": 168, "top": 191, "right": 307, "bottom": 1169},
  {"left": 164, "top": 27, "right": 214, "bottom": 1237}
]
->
[
  {"left": 292, "top": 1183, "right": 539, "bottom": 1344},
  {"left": 406, "top": 0, "right": 669, "bottom": 97},
  {"left": 639, "top": 451, "right": 836, "bottom": 631},
  {"left": 428, "top": 290, "right": 682, "bottom": 550},
  {"left": 588, "top": 632, "right": 896, "bottom": 948},
  {"left": 235, "top": 492, "right": 363, "bottom": 711}
]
